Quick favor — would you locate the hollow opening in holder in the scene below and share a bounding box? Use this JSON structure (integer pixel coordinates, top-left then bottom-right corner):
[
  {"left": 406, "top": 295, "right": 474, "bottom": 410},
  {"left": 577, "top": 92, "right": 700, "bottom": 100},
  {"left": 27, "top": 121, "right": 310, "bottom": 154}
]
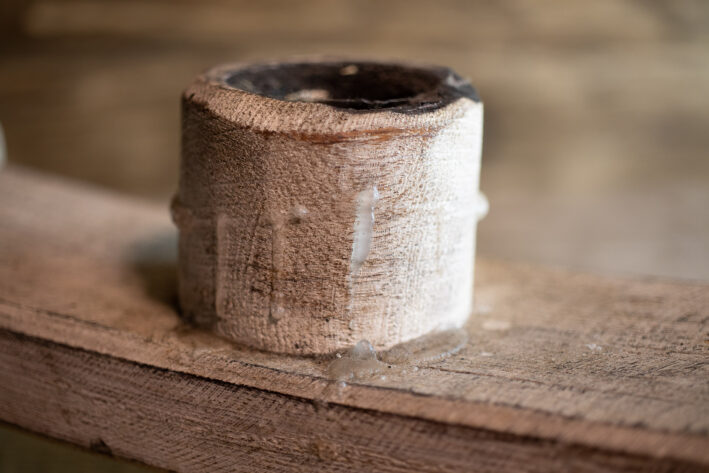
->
[{"left": 223, "top": 60, "right": 478, "bottom": 113}]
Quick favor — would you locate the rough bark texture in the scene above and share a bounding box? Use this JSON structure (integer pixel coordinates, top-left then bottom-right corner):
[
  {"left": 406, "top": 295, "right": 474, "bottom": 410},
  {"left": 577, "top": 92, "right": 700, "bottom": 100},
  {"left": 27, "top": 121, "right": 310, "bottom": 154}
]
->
[
  {"left": 176, "top": 59, "right": 484, "bottom": 355},
  {"left": 0, "top": 166, "right": 707, "bottom": 472}
]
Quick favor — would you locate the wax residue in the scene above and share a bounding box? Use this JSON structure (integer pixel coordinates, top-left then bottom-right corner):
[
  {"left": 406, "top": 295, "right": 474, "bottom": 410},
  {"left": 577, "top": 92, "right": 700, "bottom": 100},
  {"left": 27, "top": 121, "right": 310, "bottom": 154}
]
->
[
  {"left": 350, "top": 186, "right": 379, "bottom": 275},
  {"left": 475, "top": 191, "right": 489, "bottom": 221},
  {"left": 379, "top": 329, "right": 468, "bottom": 365},
  {"left": 267, "top": 210, "right": 286, "bottom": 321},
  {"left": 327, "top": 340, "right": 384, "bottom": 381},
  {"left": 267, "top": 204, "right": 308, "bottom": 322},
  {"left": 326, "top": 329, "right": 468, "bottom": 381},
  {"left": 289, "top": 204, "right": 309, "bottom": 223},
  {"left": 285, "top": 89, "right": 330, "bottom": 102}
]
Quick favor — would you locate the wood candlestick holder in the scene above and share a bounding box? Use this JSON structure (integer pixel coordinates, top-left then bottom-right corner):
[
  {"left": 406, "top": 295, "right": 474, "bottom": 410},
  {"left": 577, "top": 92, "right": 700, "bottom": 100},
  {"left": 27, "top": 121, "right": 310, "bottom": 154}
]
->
[{"left": 173, "top": 58, "right": 485, "bottom": 355}]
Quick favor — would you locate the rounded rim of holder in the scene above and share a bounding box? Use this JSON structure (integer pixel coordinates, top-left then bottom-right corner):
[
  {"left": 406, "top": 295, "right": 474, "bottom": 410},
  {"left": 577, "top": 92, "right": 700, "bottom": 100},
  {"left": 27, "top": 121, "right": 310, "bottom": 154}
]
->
[{"left": 186, "top": 57, "right": 480, "bottom": 137}]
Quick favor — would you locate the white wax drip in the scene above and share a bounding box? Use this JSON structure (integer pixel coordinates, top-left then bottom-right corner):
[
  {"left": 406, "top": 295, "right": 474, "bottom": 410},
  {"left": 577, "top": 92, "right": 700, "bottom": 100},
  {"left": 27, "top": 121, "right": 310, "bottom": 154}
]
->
[{"left": 350, "top": 186, "right": 379, "bottom": 275}]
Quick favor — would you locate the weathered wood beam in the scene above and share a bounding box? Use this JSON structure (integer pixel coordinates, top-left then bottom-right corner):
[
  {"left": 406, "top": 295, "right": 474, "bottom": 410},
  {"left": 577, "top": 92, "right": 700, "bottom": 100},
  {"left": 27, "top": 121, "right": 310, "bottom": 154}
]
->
[{"left": 0, "top": 165, "right": 707, "bottom": 472}]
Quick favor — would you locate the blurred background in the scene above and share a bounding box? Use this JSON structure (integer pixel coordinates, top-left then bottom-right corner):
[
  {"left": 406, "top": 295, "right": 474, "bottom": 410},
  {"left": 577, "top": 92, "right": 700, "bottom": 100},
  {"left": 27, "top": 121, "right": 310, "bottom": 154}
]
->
[{"left": 1, "top": 0, "right": 708, "bottom": 471}]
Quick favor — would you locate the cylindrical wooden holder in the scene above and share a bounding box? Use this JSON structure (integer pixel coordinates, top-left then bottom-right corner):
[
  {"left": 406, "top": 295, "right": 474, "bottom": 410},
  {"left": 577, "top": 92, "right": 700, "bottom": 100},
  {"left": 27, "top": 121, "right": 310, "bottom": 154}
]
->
[{"left": 174, "top": 59, "right": 484, "bottom": 355}]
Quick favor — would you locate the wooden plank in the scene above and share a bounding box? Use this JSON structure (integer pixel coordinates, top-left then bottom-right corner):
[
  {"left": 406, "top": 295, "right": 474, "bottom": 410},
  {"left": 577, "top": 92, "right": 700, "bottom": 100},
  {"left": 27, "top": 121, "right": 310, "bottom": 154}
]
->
[{"left": 0, "top": 165, "right": 707, "bottom": 472}]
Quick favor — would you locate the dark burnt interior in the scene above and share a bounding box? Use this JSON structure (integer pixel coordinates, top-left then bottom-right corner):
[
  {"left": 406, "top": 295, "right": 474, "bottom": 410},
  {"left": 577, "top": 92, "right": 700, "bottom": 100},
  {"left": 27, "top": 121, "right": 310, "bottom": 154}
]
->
[{"left": 224, "top": 61, "right": 479, "bottom": 114}]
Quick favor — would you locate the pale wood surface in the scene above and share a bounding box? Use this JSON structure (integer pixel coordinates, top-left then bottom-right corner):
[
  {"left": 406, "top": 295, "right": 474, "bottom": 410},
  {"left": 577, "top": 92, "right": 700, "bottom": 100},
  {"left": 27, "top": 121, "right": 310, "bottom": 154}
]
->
[
  {"left": 0, "top": 165, "right": 707, "bottom": 472},
  {"left": 176, "top": 60, "right": 483, "bottom": 354}
]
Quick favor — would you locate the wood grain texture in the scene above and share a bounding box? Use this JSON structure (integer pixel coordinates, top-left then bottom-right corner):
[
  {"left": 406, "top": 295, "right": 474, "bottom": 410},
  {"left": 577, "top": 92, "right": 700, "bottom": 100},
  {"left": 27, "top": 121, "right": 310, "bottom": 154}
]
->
[
  {"left": 176, "top": 59, "right": 484, "bottom": 355},
  {"left": 0, "top": 166, "right": 707, "bottom": 472}
]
